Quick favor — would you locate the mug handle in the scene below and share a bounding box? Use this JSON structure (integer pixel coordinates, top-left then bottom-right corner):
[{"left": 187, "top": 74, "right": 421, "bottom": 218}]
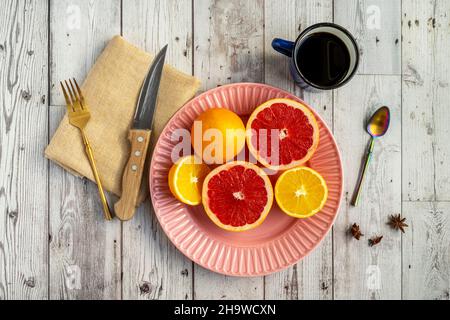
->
[{"left": 272, "top": 38, "right": 295, "bottom": 57}]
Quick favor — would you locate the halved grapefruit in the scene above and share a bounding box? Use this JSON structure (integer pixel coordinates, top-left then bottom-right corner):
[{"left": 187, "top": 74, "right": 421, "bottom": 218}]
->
[
  {"left": 202, "top": 161, "right": 273, "bottom": 232},
  {"left": 246, "top": 98, "right": 319, "bottom": 171}
]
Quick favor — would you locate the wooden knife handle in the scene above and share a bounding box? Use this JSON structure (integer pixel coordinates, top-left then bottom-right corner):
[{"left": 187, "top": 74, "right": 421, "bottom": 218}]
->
[{"left": 114, "top": 129, "right": 151, "bottom": 221}]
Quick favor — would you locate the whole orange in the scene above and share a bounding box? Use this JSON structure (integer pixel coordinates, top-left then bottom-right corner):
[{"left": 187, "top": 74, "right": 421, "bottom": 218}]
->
[{"left": 191, "top": 108, "right": 246, "bottom": 164}]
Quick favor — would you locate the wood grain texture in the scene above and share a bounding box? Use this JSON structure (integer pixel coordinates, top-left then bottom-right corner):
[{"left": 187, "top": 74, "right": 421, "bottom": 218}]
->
[
  {"left": 194, "top": 0, "right": 264, "bottom": 91},
  {"left": 333, "top": 75, "right": 401, "bottom": 299},
  {"left": 264, "top": 0, "right": 333, "bottom": 300},
  {"left": 193, "top": 0, "right": 265, "bottom": 299},
  {"left": 2, "top": 0, "right": 450, "bottom": 301},
  {"left": 402, "top": 0, "right": 450, "bottom": 201},
  {"left": 121, "top": 0, "right": 193, "bottom": 300},
  {"left": 334, "top": 0, "right": 401, "bottom": 75},
  {"left": 50, "top": 0, "right": 121, "bottom": 105},
  {"left": 48, "top": 0, "right": 122, "bottom": 299},
  {"left": 48, "top": 108, "right": 122, "bottom": 299},
  {"left": 115, "top": 129, "right": 151, "bottom": 221},
  {"left": 403, "top": 201, "right": 450, "bottom": 300},
  {"left": 0, "top": 0, "right": 49, "bottom": 299}
]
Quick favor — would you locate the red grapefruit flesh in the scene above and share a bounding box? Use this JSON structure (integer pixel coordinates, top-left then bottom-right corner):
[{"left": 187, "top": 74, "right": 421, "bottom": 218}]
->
[
  {"left": 202, "top": 161, "right": 273, "bottom": 232},
  {"left": 246, "top": 98, "right": 320, "bottom": 171}
]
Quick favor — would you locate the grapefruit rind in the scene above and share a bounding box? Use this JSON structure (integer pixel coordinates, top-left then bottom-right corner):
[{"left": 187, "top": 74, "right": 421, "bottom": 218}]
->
[
  {"left": 202, "top": 161, "right": 274, "bottom": 232},
  {"left": 246, "top": 98, "right": 320, "bottom": 171}
]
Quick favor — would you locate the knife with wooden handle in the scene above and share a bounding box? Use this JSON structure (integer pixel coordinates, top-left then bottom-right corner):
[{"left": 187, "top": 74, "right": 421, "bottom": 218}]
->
[{"left": 114, "top": 45, "right": 167, "bottom": 221}]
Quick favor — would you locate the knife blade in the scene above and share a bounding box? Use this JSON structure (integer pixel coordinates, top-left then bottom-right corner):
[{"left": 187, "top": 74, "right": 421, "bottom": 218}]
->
[{"left": 114, "top": 45, "right": 168, "bottom": 221}]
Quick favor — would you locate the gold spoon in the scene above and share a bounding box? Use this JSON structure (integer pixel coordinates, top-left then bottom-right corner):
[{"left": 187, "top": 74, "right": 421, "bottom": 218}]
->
[{"left": 351, "top": 106, "right": 390, "bottom": 206}]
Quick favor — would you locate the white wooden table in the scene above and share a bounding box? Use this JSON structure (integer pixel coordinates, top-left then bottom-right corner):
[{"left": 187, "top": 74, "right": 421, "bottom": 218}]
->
[{"left": 1, "top": 0, "right": 449, "bottom": 300}]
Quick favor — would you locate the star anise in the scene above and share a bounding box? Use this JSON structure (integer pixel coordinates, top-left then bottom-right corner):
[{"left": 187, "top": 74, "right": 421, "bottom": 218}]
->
[
  {"left": 350, "top": 223, "right": 363, "bottom": 240},
  {"left": 388, "top": 214, "right": 408, "bottom": 233},
  {"left": 368, "top": 235, "right": 383, "bottom": 247}
]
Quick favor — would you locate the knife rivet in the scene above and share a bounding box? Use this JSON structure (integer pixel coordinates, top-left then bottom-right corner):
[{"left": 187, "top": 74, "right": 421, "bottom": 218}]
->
[
  {"left": 131, "top": 164, "right": 138, "bottom": 171},
  {"left": 137, "top": 136, "right": 144, "bottom": 143},
  {"left": 134, "top": 150, "right": 141, "bottom": 157}
]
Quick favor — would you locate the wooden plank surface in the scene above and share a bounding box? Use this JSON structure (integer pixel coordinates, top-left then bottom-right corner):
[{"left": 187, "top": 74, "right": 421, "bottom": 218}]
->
[
  {"left": 121, "top": 0, "right": 193, "bottom": 300},
  {"left": 1, "top": 0, "right": 450, "bottom": 300},
  {"left": 402, "top": 0, "right": 450, "bottom": 201},
  {"left": 334, "top": 0, "right": 401, "bottom": 75},
  {"left": 401, "top": 0, "right": 450, "bottom": 301},
  {"left": 50, "top": 0, "right": 121, "bottom": 105},
  {"left": 333, "top": 75, "right": 401, "bottom": 299},
  {"left": 263, "top": 0, "right": 333, "bottom": 300},
  {"left": 0, "top": 0, "right": 49, "bottom": 299},
  {"left": 403, "top": 201, "right": 450, "bottom": 300},
  {"left": 48, "top": 0, "right": 122, "bottom": 299},
  {"left": 192, "top": 0, "right": 265, "bottom": 300}
]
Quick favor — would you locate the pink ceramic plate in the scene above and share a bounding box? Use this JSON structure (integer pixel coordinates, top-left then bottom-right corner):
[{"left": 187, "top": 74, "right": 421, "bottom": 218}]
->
[{"left": 150, "top": 83, "right": 343, "bottom": 276}]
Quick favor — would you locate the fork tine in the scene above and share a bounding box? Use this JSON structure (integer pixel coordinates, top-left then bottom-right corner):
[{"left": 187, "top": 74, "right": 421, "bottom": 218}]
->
[
  {"left": 65, "top": 80, "right": 79, "bottom": 110},
  {"left": 65, "top": 80, "right": 75, "bottom": 101},
  {"left": 73, "top": 78, "right": 85, "bottom": 104},
  {"left": 70, "top": 78, "right": 83, "bottom": 109},
  {"left": 68, "top": 79, "right": 80, "bottom": 102},
  {"left": 60, "top": 81, "right": 74, "bottom": 112}
]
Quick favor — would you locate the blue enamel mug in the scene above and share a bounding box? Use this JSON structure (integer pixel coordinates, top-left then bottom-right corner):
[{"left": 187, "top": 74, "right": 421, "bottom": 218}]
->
[{"left": 272, "top": 23, "right": 359, "bottom": 91}]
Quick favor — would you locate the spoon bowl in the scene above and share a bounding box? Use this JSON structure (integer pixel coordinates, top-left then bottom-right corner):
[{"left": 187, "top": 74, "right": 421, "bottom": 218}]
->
[
  {"left": 367, "top": 106, "right": 390, "bottom": 138},
  {"left": 351, "top": 106, "right": 391, "bottom": 206}
]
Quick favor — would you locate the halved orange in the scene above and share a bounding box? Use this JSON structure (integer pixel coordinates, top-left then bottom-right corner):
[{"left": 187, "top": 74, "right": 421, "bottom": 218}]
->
[
  {"left": 202, "top": 161, "right": 273, "bottom": 232},
  {"left": 246, "top": 98, "right": 319, "bottom": 170},
  {"left": 275, "top": 167, "right": 328, "bottom": 218},
  {"left": 168, "top": 155, "right": 211, "bottom": 205}
]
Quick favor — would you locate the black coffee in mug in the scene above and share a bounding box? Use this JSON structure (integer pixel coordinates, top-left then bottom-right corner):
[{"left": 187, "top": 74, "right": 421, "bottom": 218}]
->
[
  {"left": 296, "top": 32, "right": 351, "bottom": 87},
  {"left": 272, "top": 23, "right": 359, "bottom": 91}
]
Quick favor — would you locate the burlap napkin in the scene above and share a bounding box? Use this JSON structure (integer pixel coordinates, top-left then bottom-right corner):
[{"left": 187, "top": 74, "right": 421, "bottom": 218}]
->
[{"left": 45, "top": 36, "right": 200, "bottom": 204}]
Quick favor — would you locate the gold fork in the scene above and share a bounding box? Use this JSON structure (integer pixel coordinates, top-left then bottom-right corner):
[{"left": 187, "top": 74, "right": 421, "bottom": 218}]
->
[{"left": 60, "top": 78, "right": 113, "bottom": 220}]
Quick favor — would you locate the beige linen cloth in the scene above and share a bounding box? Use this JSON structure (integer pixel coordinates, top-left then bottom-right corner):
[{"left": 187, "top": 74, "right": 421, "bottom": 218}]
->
[{"left": 45, "top": 36, "right": 200, "bottom": 204}]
